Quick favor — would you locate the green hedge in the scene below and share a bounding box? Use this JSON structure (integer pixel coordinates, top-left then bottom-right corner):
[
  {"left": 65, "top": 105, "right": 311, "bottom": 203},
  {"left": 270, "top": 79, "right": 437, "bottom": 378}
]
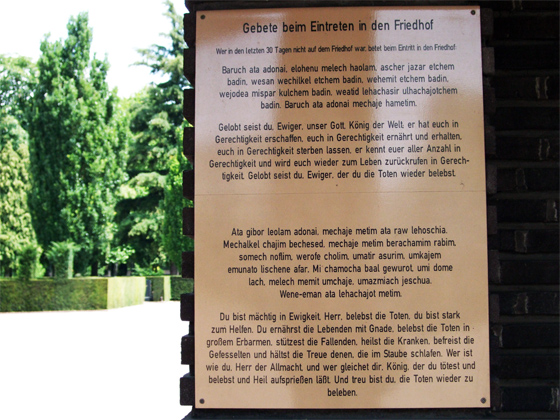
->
[
  {"left": 147, "top": 276, "right": 192, "bottom": 301},
  {"left": 107, "top": 277, "right": 145, "bottom": 309},
  {"left": 171, "top": 276, "right": 193, "bottom": 301},
  {"left": 149, "top": 276, "right": 171, "bottom": 301},
  {"left": 0, "top": 277, "right": 145, "bottom": 312}
]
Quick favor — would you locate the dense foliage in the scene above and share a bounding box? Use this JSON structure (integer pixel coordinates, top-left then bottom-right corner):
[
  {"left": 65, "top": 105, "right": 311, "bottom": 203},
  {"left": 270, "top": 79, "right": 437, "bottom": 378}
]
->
[
  {"left": 117, "top": 0, "right": 188, "bottom": 272},
  {"left": 27, "top": 13, "right": 129, "bottom": 274},
  {"left": 0, "top": 56, "right": 38, "bottom": 277},
  {"left": 0, "top": 2, "right": 188, "bottom": 277},
  {"left": 162, "top": 127, "right": 193, "bottom": 269},
  {"left": 0, "top": 117, "right": 37, "bottom": 276}
]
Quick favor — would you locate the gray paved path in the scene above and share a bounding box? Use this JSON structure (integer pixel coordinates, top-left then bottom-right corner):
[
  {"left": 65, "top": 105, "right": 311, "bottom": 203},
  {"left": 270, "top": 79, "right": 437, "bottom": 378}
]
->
[{"left": 0, "top": 302, "right": 191, "bottom": 420}]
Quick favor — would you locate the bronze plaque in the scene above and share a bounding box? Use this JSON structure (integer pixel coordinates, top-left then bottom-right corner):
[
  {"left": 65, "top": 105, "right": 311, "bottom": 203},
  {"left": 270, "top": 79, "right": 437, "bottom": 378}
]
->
[{"left": 194, "top": 6, "right": 490, "bottom": 409}]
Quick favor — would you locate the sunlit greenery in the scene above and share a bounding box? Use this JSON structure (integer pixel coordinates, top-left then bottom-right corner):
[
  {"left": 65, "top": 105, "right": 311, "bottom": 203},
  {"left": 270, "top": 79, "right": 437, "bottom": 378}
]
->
[
  {"left": 0, "top": 57, "right": 37, "bottom": 277},
  {"left": 0, "top": 0, "right": 188, "bottom": 277}
]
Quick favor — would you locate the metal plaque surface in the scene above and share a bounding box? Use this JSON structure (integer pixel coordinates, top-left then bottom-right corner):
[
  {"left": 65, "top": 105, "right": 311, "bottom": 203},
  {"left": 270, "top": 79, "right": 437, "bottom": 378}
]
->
[{"left": 194, "top": 6, "right": 490, "bottom": 409}]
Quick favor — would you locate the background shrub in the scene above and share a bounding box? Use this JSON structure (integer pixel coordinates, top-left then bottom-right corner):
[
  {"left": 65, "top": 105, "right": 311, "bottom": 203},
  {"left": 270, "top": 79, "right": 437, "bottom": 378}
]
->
[
  {"left": 149, "top": 276, "right": 171, "bottom": 301},
  {"left": 17, "top": 244, "right": 43, "bottom": 280},
  {"left": 171, "top": 276, "right": 193, "bottom": 301},
  {"left": 46, "top": 241, "right": 80, "bottom": 280}
]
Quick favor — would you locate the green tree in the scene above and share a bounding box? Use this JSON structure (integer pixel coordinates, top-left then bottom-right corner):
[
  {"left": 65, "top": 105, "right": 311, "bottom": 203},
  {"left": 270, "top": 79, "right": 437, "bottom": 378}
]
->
[
  {"left": 117, "top": 0, "right": 186, "bottom": 271},
  {"left": 162, "top": 127, "right": 193, "bottom": 270},
  {"left": 27, "top": 13, "right": 128, "bottom": 274},
  {"left": 0, "top": 116, "right": 37, "bottom": 276},
  {"left": 0, "top": 56, "right": 38, "bottom": 277},
  {"left": 0, "top": 55, "right": 35, "bottom": 125}
]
